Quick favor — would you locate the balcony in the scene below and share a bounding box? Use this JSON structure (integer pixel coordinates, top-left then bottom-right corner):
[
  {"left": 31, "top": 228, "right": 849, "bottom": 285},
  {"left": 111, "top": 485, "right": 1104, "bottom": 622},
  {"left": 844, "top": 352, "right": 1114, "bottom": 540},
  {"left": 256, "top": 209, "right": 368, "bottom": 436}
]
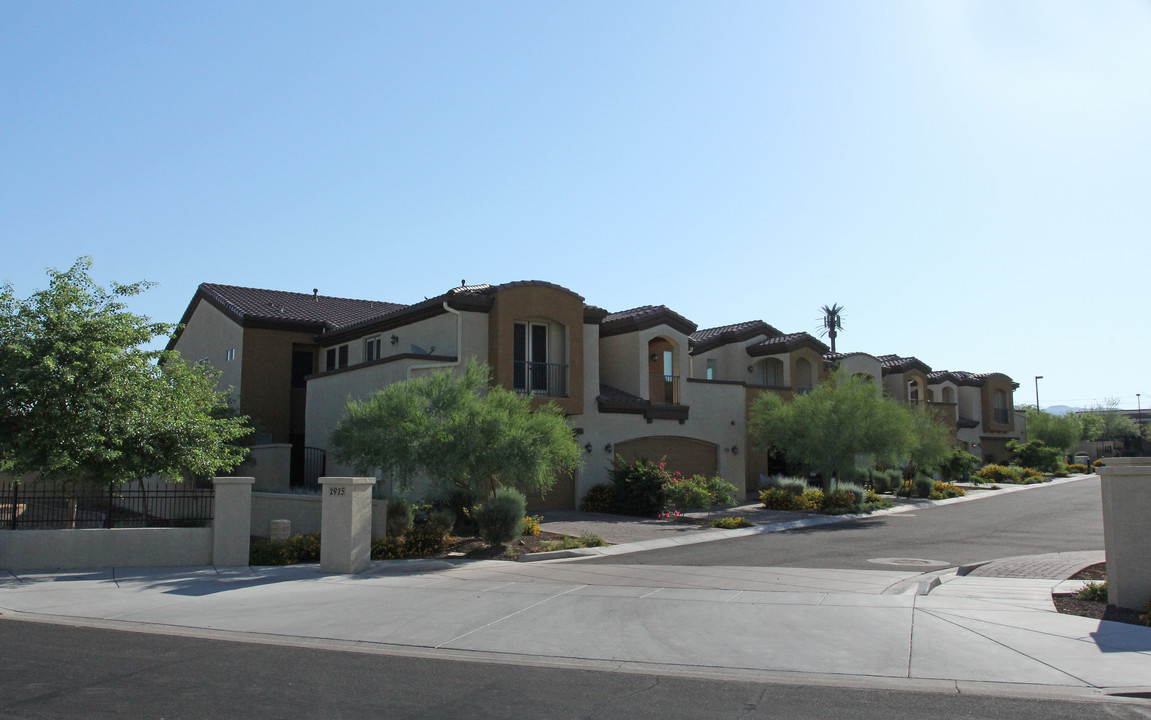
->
[
  {"left": 513, "top": 361, "right": 569, "bottom": 398},
  {"left": 649, "top": 374, "right": 681, "bottom": 405}
]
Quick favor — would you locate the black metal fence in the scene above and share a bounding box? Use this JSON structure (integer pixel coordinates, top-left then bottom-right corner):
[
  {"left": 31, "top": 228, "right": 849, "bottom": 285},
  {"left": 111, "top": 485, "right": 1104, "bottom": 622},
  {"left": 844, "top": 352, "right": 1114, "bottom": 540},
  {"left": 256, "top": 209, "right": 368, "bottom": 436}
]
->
[{"left": 1, "top": 482, "right": 214, "bottom": 530}]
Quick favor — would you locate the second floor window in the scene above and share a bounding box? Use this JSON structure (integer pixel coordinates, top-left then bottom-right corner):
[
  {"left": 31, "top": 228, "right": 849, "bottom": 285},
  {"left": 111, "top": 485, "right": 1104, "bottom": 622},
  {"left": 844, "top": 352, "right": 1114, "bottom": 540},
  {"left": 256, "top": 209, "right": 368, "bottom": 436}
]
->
[
  {"left": 326, "top": 345, "right": 349, "bottom": 370},
  {"left": 706, "top": 359, "right": 717, "bottom": 380},
  {"left": 365, "top": 336, "right": 382, "bottom": 362},
  {"left": 513, "top": 321, "right": 567, "bottom": 397}
]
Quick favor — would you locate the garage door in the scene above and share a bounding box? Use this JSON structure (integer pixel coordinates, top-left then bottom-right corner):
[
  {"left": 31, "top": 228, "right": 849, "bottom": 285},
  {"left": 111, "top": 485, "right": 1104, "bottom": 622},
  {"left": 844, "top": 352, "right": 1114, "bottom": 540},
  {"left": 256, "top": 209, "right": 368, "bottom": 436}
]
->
[
  {"left": 525, "top": 471, "right": 576, "bottom": 513},
  {"left": 614, "top": 437, "right": 719, "bottom": 479}
]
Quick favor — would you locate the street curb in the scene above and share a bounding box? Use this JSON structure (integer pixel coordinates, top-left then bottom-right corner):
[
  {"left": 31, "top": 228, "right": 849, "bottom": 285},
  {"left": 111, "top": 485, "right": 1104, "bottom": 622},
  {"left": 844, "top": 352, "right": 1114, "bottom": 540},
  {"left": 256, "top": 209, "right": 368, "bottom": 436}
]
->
[{"left": 533, "top": 475, "right": 1096, "bottom": 562}]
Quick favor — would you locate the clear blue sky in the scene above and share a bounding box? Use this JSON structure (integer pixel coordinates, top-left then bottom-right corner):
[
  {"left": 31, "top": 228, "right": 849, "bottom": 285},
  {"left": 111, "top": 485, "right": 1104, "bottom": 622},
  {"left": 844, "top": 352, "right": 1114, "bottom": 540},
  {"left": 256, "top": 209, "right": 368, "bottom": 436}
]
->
[{"left": 3, "top": 2, "right": 1148, "bottom": 410}]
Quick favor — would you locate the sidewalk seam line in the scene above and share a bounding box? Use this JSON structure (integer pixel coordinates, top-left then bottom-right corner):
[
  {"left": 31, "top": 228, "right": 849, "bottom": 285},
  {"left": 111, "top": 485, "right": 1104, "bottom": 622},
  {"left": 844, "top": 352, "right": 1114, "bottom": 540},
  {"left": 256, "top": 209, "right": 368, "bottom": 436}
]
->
[{"left": 434, "top": 584, "right": 587, "bottom": 649}]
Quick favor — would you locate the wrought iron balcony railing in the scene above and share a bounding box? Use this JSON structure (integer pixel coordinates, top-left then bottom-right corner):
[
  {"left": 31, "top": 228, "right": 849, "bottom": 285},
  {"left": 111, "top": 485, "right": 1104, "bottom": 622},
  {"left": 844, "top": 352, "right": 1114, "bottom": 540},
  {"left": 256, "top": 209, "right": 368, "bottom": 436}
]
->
[{"left": 513, "top": 361, "right": 569, "bottom": 398}]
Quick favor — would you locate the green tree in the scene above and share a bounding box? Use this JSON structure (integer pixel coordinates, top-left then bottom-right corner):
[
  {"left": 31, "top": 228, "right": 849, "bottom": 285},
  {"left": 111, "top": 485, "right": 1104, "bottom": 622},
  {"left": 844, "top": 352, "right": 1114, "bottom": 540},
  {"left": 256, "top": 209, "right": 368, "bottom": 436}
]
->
[
  {"left": 1078, "top": 398, "right": 1139, "bottom": 442},
  {"left": 750, "top": 370, "right": 915, "bottom": 491},
  {"left": 330, "top": 360, "right": 583, "bottom": 500},
  {"left": 1024, "top": 408, "right": 1080, "bottom": 453},
  {"left": 0, "top": 258, "right": 251, "bottom": 486},
  {"left": 904, "top": 404, "right": 957, "bottom": 478}
]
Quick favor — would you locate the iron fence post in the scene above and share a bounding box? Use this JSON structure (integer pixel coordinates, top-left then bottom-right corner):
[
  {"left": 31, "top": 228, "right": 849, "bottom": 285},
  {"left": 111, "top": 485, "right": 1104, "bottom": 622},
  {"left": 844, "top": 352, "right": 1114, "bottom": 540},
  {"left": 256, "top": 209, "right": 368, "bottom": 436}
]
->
[
  {"left": 105, "top": 484, "right": 115, "bottom": 528},
  {"left": 9, "top": 482, "right": 17, "bottom": 530}
]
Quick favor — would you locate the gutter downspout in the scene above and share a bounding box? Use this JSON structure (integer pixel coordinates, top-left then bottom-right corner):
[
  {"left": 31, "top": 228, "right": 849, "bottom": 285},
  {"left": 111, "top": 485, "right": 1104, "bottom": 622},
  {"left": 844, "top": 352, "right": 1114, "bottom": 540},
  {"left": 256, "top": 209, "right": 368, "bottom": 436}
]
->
[{"left": 406, "top": 301, "right": 463, "bottom": 379}]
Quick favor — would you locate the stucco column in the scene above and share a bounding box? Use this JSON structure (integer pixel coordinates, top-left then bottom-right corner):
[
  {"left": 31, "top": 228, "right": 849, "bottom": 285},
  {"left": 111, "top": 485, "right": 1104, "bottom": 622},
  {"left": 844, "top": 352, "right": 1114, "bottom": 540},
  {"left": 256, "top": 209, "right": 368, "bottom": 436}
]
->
[
  {"left": 1097, "top": 458, "right": 1151, "bottom": 611},
  {"left": 320, "top": 476, "right": 376, "bottom": 574},
  {"left": 213, "top": 477, "right": 254, "bottom": 567}
]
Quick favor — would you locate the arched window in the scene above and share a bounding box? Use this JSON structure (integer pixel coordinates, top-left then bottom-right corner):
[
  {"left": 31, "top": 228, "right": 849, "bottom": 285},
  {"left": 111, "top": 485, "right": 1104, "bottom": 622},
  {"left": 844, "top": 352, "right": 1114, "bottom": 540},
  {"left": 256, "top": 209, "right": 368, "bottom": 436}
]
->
[
  {"left": 993, "top": 389, "right": 1009, "bottom": 424},
  {"left": 942, "top": 386, "right": 955, "bottom": 404},
  {"left": 795, "top": 358, "right": 814, "bottom": 393},
  {"left": 760, "top": 357, "right": 785, "bottom": 386},
  {"left": 907, "top": 379, "right": 921, "bottom": 405}
]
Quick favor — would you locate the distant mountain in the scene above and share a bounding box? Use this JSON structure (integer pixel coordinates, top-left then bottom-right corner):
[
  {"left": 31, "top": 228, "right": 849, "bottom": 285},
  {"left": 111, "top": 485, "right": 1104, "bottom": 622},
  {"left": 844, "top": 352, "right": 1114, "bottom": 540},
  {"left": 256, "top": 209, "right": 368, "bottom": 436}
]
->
[{"left": 1045, "top": 405, "right": 1086, "bottom": 416}]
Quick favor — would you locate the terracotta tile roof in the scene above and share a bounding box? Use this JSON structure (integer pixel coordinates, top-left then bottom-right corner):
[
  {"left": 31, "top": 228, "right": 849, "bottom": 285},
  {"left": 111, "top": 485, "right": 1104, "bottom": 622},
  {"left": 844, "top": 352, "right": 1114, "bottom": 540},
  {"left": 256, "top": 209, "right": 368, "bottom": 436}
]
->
[
  {"left": 600, "top": 305, "right": 696, "bottom": 337},
  {"left": 746, "top": 332, "right": 829, "bottom": 357},
  {"left": 689, "top": 320, "right": 780, "bottom": 354},
  {"left": 876, "top": 354, "right": 932, "bottom": 375},
  {"left": 928, "top": 370, "right": 1016, "bottom": 389}
]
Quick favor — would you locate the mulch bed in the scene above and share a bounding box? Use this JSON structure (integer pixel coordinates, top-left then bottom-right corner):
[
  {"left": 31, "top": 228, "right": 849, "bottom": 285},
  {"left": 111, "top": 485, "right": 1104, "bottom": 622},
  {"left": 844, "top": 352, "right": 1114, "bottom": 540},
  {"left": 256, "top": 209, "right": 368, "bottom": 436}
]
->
[
  {"left": 442, "top": 530, "right": 570, "bottom": 561},
  {"left": 1051, "top": 563, "right": 1147, "bottom": 626}
]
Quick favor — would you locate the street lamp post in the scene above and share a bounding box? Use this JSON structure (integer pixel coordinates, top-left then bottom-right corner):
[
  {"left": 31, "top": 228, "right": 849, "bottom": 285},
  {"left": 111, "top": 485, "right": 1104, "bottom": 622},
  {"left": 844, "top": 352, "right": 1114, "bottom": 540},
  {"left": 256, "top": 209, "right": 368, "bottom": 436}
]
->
[{"left": 1034, "top": 376, "right": 1043, "bottom": 412}]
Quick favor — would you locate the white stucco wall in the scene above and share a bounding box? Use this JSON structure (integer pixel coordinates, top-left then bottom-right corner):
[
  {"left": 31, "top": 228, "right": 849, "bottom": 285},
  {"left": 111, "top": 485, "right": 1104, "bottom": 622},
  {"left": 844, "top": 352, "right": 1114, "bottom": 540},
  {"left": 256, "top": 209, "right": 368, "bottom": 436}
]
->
[
  {"left": 171, "top": 301, "right": 244, "bottom": 397},
  {"left": 833, "top": 353, "right": 882, "bottom": 386},
  {"left": 569, "top": 379, "right": 745, "bottom": 501},
  {"left": 0, "top": 527, "right": 213, "bottom": 571}
]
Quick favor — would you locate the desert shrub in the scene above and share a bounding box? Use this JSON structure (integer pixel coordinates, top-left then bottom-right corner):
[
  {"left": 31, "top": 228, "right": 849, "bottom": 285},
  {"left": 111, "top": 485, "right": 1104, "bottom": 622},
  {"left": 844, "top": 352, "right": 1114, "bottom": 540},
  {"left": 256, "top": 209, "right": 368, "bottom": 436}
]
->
[
  {"left": 913, "top": 475, "right": 934, "bottom": 498},
  {"left": 929, "top": 481, "right": 965, "bottom": 499},
  {"left": 1052, "top": 467, "right": 1070, "bottom": 478},
  {"left": 522, "top": 514, "right": 542, "bottom": 536},
  {"left": 711, "top": 516, "right": 753, "bottom": 529},
  {"left": 371, "top": 536, "right": 405, "bottom": 560},
  {"left": 580, "top": 483, "right": 617, "bottom": 513},
  {"left": 404, "top": 520, "right": 449, "bottom": 555},
  {"left": 773, "top": 476, "right": 810, "bottom": 496},
  {"left": 1092, "top": 458, "right": 1105, "bottom": 469},
  {"left": 663, "top": 474, "right": 738, "bottom": 514},
  {"left": 972, "top": 464, "right": 1020, "bottom": 484},
  {"left": 869, "top": 469, "right": 897, "bottom": 494},
  {"left": 249, "top": 532, "right": 322, "bottom": 566},
  {"left": 386, "top": 497, "right": 414, "bottom": 538},
  {"left": 1018, "top": 467, "right": 1048, "bottom": 484},
  {"left": 472, "top": 487, "right": 527, "bottom": 545},
  {"left": 760, "top": 488, "right": 806, "bottom": 511},
  {"left": 800, "top": 489, "right": 824, "bottom": 508},
  {"left": 432, "top": 487, "right": 476, "bottom": 535},
  {"left": 1077, "top": 581, "right": 1108, "bottom": 602},
  {"left": 820, "top": 489, "right": 859, "bottom": 513},
  {"left": 539, "top": 532, "right": 607, "bottom": 551},
  {"left": 1066, "top": 463, "right": 1089, "bottom": 474},
  {"left": 833, "top": 481, "right": 866, "bottom": 505},
  {"left": 939, "top": 449, "right": 981, "bottom": 483},
  {"left": 1006, "top": 439, "right": 1062, "bottom": 473},
  {"left": 610, "top": 458, "right": 671, "bottom": 517},
  {"left": 424, "top": 508, "right": 456, "bottom": 536}
]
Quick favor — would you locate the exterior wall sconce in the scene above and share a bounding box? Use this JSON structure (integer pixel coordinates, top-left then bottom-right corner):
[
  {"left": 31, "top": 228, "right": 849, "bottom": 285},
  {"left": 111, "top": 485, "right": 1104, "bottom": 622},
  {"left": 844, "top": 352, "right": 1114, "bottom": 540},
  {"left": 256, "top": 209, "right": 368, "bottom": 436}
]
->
[
  {"left": 584, "top": 443, "right": 593, "bottom": 454},
  {"left": 604, "top": 443, "right": 613, "bottom": 453},
  {"left": 390, "top": 335, "right": 399, "bottom": 345},
  {"left": 730, "top": 445, "right": 739, "bottom": 455},
  {"left": 747, "top": 366, "right": 753, "bottom": 373},
  {"left": 650, "top": 353, "right": 659, "bottom": 362}
]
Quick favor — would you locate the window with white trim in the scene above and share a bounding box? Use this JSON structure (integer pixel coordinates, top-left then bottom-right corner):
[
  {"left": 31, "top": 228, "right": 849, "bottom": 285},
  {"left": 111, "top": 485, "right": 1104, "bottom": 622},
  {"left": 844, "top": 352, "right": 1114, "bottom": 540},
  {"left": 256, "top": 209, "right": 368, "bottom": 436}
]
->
[{"left": 364, "top": 335, "right": 382, "bottom": 362}]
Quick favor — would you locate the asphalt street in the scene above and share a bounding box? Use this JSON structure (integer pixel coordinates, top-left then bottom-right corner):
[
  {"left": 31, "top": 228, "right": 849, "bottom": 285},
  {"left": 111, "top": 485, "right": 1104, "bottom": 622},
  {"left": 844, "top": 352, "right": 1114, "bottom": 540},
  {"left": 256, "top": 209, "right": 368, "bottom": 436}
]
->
[
  {"left": 3, "top": 620, "right": 1149, "bottom": 720},
  {"left": 584, "top": 477, "right": 1105, "bottom": 570}
]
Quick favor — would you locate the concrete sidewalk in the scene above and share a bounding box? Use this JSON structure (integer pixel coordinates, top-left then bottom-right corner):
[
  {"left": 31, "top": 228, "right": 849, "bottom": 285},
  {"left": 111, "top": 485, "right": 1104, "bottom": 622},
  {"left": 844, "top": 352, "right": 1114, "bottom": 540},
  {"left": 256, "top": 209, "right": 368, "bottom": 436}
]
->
[{"left": 2, "top": 552, "right": 1149, "bottom": 702}]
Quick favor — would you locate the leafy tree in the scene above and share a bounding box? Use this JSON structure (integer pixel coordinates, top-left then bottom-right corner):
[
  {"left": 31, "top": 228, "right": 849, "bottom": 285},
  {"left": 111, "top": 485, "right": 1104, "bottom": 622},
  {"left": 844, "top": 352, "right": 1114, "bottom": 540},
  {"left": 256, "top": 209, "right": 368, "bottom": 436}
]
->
[
  {"left": 1024, "top": 408, "right": 1080, "bottom": 453},
  {"left": 330, "top": 360, "right": 582, "bottom": 500},
  {"left": 1078, "top": 398, "right": 1139, "bottom": 442},
  {"left": 750, "top": 370, "right": 915, "bottom": 491},
  {"left": 818, "top": 303, "right": 845, "bottom": 353},
  {"left": 938, "top": 448, "right": 981, "bottom": 483},
  {"left": 0, "top": 258, "right": 251, "bottom": 486},
  {"left": 904, "top": 404, "right": 957, "bottom": 479}
]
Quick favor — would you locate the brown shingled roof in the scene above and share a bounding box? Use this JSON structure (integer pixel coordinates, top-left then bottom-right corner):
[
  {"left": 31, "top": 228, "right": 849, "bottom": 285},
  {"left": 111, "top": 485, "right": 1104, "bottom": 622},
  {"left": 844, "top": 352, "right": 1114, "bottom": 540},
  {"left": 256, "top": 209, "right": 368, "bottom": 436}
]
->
[
  {"left": 876, "top": 354, "right": 932, "bottom": 375},
  {"left": 689, "top": 320, "right": 781, "bottom": 354},
  {"left": 746, "top": 332, "right": 829, "bottom": 357},
  {"left": 167, "top": 283, "right": 405, "bottom": 350},
  {"left": 600, "top": 305, "right": 696, "bottom": 337}
]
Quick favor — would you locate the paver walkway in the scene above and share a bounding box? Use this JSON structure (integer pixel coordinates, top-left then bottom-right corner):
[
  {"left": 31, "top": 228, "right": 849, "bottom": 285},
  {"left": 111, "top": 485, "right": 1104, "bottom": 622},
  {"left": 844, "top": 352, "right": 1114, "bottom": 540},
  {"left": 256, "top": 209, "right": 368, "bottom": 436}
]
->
[{"left": 965, "top": 551, "right": 1107, "bottom": 579}]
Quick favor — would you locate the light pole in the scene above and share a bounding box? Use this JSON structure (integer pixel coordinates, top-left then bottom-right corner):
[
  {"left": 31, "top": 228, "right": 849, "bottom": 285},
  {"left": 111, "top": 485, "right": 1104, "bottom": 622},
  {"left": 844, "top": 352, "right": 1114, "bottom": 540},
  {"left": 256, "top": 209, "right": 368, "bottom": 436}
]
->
[{"left": 1034, "top": 376, "right": 1043, "bottom": 412}]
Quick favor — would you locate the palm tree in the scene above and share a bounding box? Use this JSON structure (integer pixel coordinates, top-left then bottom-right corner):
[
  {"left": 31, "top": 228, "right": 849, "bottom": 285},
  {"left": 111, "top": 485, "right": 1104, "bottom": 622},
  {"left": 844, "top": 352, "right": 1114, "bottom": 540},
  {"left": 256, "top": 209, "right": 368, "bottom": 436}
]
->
[{"left": 819, "top": 303, "right": 845, "bottom": 353}]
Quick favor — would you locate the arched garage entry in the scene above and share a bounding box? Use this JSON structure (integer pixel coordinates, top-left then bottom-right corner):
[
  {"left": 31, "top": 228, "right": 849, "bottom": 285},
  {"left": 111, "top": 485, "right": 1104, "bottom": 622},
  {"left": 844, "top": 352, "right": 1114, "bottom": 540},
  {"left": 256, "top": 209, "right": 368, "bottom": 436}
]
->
[{"left": 614, "top": 437, "right": 719, "bottom": 479}]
